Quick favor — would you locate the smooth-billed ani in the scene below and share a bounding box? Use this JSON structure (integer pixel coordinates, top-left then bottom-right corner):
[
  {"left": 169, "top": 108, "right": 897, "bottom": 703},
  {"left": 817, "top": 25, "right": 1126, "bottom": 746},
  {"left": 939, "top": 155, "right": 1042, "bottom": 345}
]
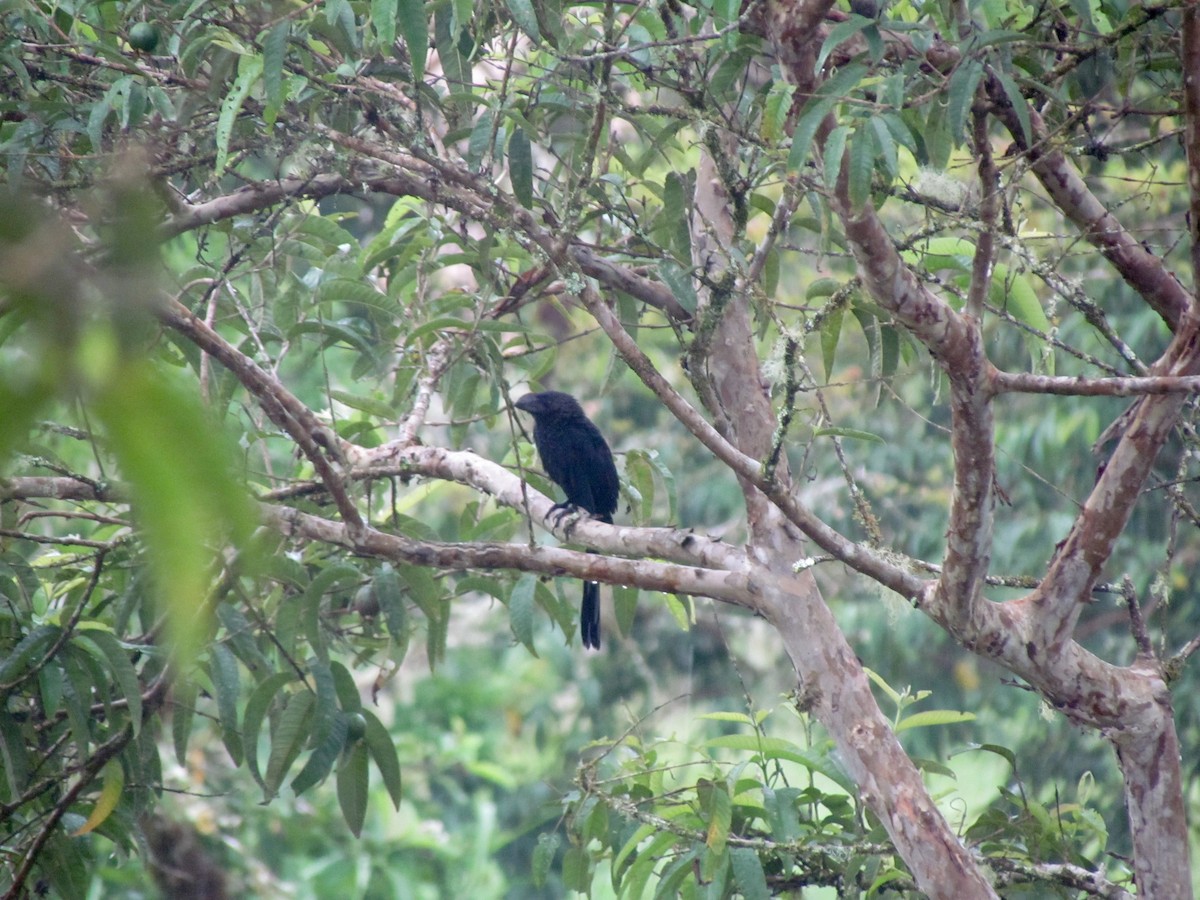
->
[{"left": 515, "top": 391, "right": 619, "bottom": 650}]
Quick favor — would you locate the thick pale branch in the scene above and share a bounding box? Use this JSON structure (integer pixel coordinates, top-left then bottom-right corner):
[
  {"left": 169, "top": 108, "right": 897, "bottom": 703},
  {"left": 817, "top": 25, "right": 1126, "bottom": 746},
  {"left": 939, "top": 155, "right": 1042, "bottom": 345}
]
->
[
  {"left": 769, "top": 581, "right": 1000, "bottom": 900},
  {"left": 1111, "top": 671, "right": 1190, "bottom": 898},
  {"left": 263, "top": 503, "right": 759, "bottom": 612},
  {"left": 160, "top": 174, "right": 358, "bottom": 238},
  {"left": 967, "top": 101, "right": 998, "bottom": 322},
  {"left": 0, "top": 476, "right": 119, "bottom": 502},
  {"left": 823, "top": 114, "right": 995, "bottom": 633},
  {"left": 993, "top": 371, "right": 1200, "bottom": 396},
  {"left": 0, "top": 450, "right": 748, "bottom": 579},
  {"left": 345, "top": 444, "right": 748, "bottom": 573}
]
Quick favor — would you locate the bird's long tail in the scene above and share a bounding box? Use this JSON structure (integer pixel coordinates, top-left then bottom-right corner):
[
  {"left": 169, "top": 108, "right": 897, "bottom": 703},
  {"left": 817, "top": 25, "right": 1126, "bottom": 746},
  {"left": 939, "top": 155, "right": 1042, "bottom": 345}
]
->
[{"left": 582, "top": 553, "right": 601, "bottom": 650}]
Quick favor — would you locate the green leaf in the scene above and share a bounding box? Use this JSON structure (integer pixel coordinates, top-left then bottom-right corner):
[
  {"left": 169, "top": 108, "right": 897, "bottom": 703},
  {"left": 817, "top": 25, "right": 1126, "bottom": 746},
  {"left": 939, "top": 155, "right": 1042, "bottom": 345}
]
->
[
  {"left": 812, "top": 426, "right": 884, "bottom": 443},
  {"left": 620, "top": 830, "right": 677, "bottom": 898},
  {"left": 508, "top": 126, "right": 534, "bottom": 208},
  {"left": 913, "top": 756, "right": 957, "bottom": 778},
  {"left": 993, "top": 68, "right": 1031, "bottom": 145},
  {"left": 661, "top": 171, "right": 691, "bottom": 261},
  {"left": 215, "top": 55, "right": 263, "bottom": 175},
  {"left": 330, "top": 659, "right": 361, "bottom": 712},
  {"left": 506, "top": 0, "right": 541, "bottom": 42},
  {"left": 243, "top": 672, "right": 297, "bottom": 790},
  {"left": 0, "top": 623, "right": 59, "bottom": 687},
  {"left": 664, "top": 593, "right": 692, "bottom": 633},
  {"left": 896, "top": 709, "right": 977, "bottom": 732},
  {"left": 264, "top": 689, "right": 315, "bottom": 798},
  {"left": 74, "top": 630, "right": 142, "bottom": 737},
  {"left": 822, "top": 124, "right": 848, "bottom": 197},
  {"left": 71, "top": 759, "right": 124, "bottom": 836},
  {"left": 308, "top": 657, "right": 340, "bottom": 744},
  {"left": 904, "top": 236, "right": 974, "bottom": 273},
  {"left": 373, "top": 564, "right": 410, "bottom": 661},
  {"left": 561, "top": 845, "right": 591, "bottom": 893},
  {"left": 613, "top": 584, "right": 637, "bottom": 639},
  {"left": 622, "top": 448, "right": 676, "bottom": 522},
  {"left": 787, "top": 63, "right": 866, "bottom": 172},
  {"left": 216, "top": 602, "right": 271, "bottom": 676},
  {"left": 87, "top": 76, "right": 132, "bottom": 153},
  {"left": 361, "top": 708, "right": 402, "bottom": 809},
  {"left": 398, "top": 564, "right": 441, "bottom": 616},
  {"left": 290, "top": 710, "right": 347, "bottom": 796},
  {"left": 922, "top": 98, "right": 951, "bottom": 170},
  {"left": 864, "top": 666, "right": 902, "bottom": 704},
  {"left": 815, "top": 16, "right": 876, "bottom": 73},
  {"left": 509, "top": 573, "right": 537, "bottom": 654},
  {"left": 328, "top": 389, "right": 395, "bottom": 419},
  {"left": 704, "top": 782, "right": 732, "bottom": 853},
  {"left": 261, "top": 22, "right": 288, "bottom": 126},
  {"left": 426, "top": 604, "right": 448, "bottom": 669},
  {"left": 881, "top": 322, "right": 899, "bottom": 377},
  {"left": 697, "top": 710, "right": 756, "bottom": 725},
  {"left": 612, "top": 822, "right": 656, "bottom": 879},
  {"left": 41, "top": 835, "right": 90, "bottom": 897},
  {"left": 61, "top": 650, "right": 95, "bottom": 757},
  {"left": 0, "top": 709, "right": 32, "bottom": 800},
  {"left": 881, "top": 111, "right": 917, "bottom": 154},
  {"left": 653, "top": 847, "right": 699, "bottom": 899},
  {"left": 172, "top": 677, "right": 198, "bottom": 766},
  {"left": 820, "top": 305, "right": 843, "bottom": 380},
  {"left": 788, "top": 94, "right": 836, "bottom": 172},
  {"left": 467, "top": 109, "right": 495, "bottom": 170},
  {"left": 763, "top": 786, "right": 803, "bottom": 842},
  {"left": 300, "top": 563, "right": 362, "bottom": 664},
  {"left": 433, "top": 6, "right": 466, "bottom": 125},
  {"left": 372, "top": 0, "right": 397, "bottom": 50},
  {"left": 658, "top": 259, "right": 697, "bottom": 313},
  {"left": 706, "top": 735, "right": 856, "bottom": 794},
  {"left": 847, "top": 127, "right": 875, "bottom": 210},
  {"left": 870, "top": 115, "right": 897, "bottom": 179},
  {"left": 532, "top": 832, "right": 560, "bottom": 887},
  {"left": 946, "top": 58, "right": 983, "bottom": 144},
  {"left": 730, "top": 847, "right": 769, "bottom": 900},
  {"left": 623, "top": 449, "right": 655, "bottom": 522},
  {"left": 399, "top": 0, "right": 428, "bottom": 83},
  {"left": 868, "top": 867, "right": 911, "bottom": 894},
  {"left": 337, "top": 740, "right": 370, "bottom": 836},
  {"left": 92, "top": 360, "right": 256, "bottom": 668},
  {"left": 210, "top": 642, "right": 243, "bottom": 765},
  {"left": 992, "top": 262, "right": 1051, "bottom": 371},
  {"left": 41, "top": 832, "right": 90, "bottom": 900}
]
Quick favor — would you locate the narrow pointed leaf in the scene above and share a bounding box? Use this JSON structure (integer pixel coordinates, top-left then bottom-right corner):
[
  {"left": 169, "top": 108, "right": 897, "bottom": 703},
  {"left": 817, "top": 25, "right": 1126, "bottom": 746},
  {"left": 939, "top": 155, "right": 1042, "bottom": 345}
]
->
[
  {"left": 72, "top": 759, "right": 125, "bottom": 836},
  {"left": 337, "top": 740, "right": 370, "bottom": 837}
]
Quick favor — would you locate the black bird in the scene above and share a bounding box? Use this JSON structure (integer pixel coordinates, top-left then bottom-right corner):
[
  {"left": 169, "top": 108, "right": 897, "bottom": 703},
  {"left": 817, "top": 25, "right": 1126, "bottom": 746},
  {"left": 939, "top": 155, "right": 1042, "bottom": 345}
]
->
[{"left": 514, "top": 391, "right": 619, "bottom": 649}]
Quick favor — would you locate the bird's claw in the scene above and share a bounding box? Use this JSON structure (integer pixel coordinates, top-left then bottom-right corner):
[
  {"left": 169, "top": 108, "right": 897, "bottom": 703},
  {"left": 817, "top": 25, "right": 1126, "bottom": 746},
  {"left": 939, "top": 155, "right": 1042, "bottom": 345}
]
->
[{"left": 546, "top": 502, "right": 579, "bottom": 530}]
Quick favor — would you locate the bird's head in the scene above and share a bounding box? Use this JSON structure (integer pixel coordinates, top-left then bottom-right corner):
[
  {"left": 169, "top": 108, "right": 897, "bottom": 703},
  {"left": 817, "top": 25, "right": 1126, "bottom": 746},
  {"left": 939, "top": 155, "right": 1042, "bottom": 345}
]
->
[{"left": 514, "top": 391, "right": 584, "bottom": 419}]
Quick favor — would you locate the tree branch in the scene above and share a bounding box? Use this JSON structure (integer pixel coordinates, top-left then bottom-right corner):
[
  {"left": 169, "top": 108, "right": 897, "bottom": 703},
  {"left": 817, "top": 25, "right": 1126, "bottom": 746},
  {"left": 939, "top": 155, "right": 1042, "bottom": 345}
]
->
[
  {"left": 263, "top": 503, "right": 759, "bottom": 612},
  {"left": 992, "top": 371, "right": 1200, "bottom": 396},
  {"left": 1034, "top": 309, "right": 1200, "bottom": 649},
  {"left": 988, "top": 78, "right": 1190, "bottom": 330},
  {"left": 158, "top": 298, "right": 365, "bottom": 534}
]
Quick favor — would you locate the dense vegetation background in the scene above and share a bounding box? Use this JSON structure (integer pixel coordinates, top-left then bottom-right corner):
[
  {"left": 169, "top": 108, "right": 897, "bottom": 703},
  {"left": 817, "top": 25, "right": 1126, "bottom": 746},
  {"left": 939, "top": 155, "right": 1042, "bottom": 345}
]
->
[{"left": 2, "top": 0, "right": 1199, "bottom": 896}]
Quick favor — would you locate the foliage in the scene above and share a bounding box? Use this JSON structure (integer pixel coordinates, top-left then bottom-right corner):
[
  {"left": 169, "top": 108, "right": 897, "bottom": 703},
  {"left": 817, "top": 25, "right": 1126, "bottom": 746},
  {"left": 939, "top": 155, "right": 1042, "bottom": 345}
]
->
[{"left": 1, "top": 0, "right": 1198, "bottom": 897}]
